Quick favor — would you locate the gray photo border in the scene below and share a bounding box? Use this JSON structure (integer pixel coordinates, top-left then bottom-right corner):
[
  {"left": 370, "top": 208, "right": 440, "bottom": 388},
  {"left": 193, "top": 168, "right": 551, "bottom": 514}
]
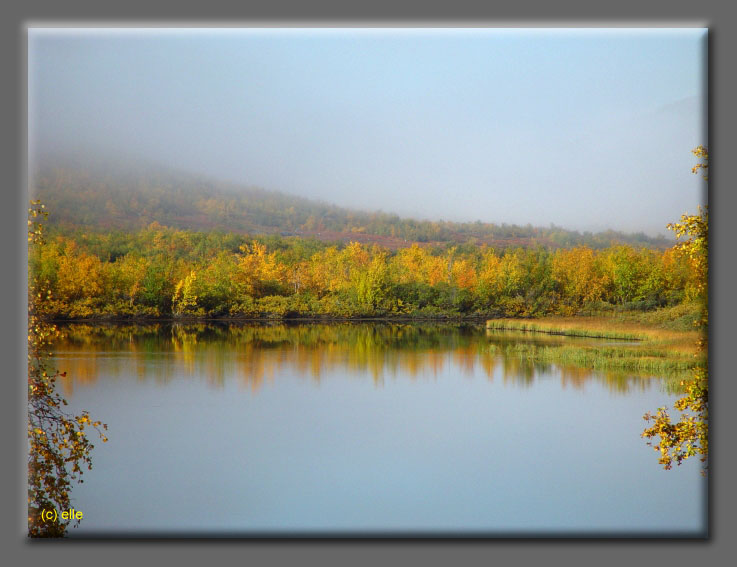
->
[{"left": 2, "top": 1, "right": 734, "bottom": 565}]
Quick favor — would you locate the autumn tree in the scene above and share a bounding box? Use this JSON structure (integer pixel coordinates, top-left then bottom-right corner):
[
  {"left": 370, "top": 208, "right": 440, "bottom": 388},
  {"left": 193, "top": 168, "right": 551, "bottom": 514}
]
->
[
  {"left": 28, "top": 201, "right": 108, "bottom": 537},
  {"left": 108, "top": 254, "right": 148, "bottom": 309},
  {"left": 172, "top": 270, "right": 199, "bottom": 315},
  {"left": 307, "top": 246, "right": 344, "bottom": 296},
  {"left": 475, "top": 248, "right": 503, "bottom": 303},
  {"left": 354, "top": 252, "right": 391, "bottom": 311},
  {"left": 193, "top": 252, "right": 242, "bottom": 315},
  {"left": 237, "top": 241, "right": 288, "bottom": 298},
  {"left": 552, "top": 246, "right": 604, "bottom": 313},
  {"left": 642, "top": 147, "right": 708, "bottom": 471}
]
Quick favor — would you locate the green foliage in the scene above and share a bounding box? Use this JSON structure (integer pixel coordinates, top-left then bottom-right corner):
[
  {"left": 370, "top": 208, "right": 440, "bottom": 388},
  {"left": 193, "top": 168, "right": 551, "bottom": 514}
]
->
[
  {"left": 352, "top": 253, "right": 391, "bottom": 311},
  {"left": 29, "top": 226, "right": 701, "bottom": 321},
  {"left": 255, "top": 295, "right": 292, "bottom": 317},
  {"left": 172, "top": 270, "right": 200, "bottom": 315},
  {"left": 140, "top": 260, "right": 174, "bottom": 314},
  {"left": 28, "top": 163, "right": 703, "bottom": 323},
  {"left": 486, "top": 341, "right": 698, "bottom": 379}
]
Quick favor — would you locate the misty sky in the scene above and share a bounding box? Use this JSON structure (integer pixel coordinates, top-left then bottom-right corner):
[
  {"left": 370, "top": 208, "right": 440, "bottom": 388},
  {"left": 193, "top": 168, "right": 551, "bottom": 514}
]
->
[{"left": 28, "top": 28, "right": 707, "bottom": 235}]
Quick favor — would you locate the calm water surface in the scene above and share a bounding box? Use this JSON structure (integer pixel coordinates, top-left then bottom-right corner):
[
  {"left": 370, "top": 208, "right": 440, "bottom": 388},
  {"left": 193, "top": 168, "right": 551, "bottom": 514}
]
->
[{"left": 51, "top": 322, "right": 706, "bottom": 536}]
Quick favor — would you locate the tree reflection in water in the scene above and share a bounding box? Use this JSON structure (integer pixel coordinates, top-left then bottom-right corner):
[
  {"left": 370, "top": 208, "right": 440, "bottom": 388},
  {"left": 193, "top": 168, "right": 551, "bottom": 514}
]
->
[{"left": 51, "top": 322, "right": 679, "bottom": 397}]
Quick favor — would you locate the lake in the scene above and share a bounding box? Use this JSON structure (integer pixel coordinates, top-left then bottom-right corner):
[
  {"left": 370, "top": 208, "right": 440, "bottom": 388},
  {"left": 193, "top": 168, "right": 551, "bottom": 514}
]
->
[{"left": 49, "top": 322, "right": 707, "bottom": 537}]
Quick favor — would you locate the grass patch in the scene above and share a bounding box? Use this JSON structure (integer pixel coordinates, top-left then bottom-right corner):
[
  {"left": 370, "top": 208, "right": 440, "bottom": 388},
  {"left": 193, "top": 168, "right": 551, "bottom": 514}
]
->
[
  {"left": 486, "top": 319, "right": 648, "bottom": 340},
  {"left": 486, "top": 311, "right": 705, "bottom": 381},
  {"left": 578, "top": 302, "right": 703, "bottom": 332},
  {"left": 487, "top": 315, "right": 701, "bottom": 346},
  {"left": 487, "top": 342, "right": 700, "bottom": 377}
]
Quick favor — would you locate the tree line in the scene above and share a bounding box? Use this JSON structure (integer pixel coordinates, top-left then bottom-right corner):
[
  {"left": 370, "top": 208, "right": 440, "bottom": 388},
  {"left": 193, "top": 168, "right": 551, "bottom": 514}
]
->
[{"left": 30, "top": 222, "right": 700, "bottom": 320}]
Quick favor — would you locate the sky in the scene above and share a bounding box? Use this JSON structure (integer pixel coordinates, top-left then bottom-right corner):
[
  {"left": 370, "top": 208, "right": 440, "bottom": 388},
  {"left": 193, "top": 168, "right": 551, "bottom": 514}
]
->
[{"left": 28, "top": 28, "right": 707, "bottom": 236}]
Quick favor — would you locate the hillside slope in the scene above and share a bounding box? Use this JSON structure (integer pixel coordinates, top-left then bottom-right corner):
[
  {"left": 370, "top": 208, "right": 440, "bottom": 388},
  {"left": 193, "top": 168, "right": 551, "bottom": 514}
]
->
[{"left": 30, "top": 156, "right": 672, "bottom": 250}]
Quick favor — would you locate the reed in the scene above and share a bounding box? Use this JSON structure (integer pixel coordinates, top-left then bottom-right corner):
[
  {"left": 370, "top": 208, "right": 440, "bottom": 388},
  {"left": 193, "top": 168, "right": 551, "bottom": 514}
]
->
[
  {"left": 486, "top": 315, "right": 705, "bottom": 379},
  {"left": 486, "top": 319, "right": 647, "bottom": 340},
  {"left": 487, "top": 316, "right": 701, "bottom": 343},
  {"left": 487, "top": 342, "right": 700, "bottom": 377}
]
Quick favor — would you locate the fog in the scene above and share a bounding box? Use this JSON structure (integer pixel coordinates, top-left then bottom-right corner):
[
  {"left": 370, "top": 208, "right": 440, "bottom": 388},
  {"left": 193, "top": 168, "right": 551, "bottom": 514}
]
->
[{"left": 28, "top": 28, "right": 707, "bottom": 236}]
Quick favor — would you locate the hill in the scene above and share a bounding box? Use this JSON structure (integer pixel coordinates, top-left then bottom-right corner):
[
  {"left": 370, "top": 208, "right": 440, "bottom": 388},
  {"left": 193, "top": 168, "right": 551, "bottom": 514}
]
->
[{"left": 29, "top": 155, "right": 672, "bottom": 251}]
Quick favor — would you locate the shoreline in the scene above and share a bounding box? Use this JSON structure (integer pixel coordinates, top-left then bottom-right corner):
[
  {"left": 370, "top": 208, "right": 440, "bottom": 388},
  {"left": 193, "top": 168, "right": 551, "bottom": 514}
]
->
[{"left": 43, "top": 313, "right": 499, "bottom": 324}]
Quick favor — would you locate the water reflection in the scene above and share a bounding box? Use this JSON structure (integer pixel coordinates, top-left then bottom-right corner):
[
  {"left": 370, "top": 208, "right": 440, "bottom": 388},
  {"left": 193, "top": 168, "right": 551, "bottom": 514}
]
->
[{"left": 52, "top": 322, "right": 673, "bottom": 396}]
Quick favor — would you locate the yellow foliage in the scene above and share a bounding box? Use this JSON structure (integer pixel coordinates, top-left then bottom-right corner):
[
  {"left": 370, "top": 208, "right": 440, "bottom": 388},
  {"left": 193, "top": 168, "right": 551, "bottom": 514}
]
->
[
  {"left": 237, "top": 242, "right": 288, "bottom": 297},
  {"left": 552, "top": 246, "right": 605, "bottom": 306},
  {"left": 451, "top": 257, "right": 477, "bottom": 291},
  {"left": 477, "top": 250, "right": 503, "bottom": 295},
  {"left": 28, "top": 201, "right": 108, "bottom": 537},
  {"left": 55, "top": 240, "right": 106, "bottom": 302}
]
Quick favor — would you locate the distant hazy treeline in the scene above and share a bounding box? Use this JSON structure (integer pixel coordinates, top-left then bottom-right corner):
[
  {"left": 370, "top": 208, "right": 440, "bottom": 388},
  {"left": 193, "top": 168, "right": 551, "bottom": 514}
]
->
[{"left": 31, "top": 162, "right": 671, "bottom": 249}]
